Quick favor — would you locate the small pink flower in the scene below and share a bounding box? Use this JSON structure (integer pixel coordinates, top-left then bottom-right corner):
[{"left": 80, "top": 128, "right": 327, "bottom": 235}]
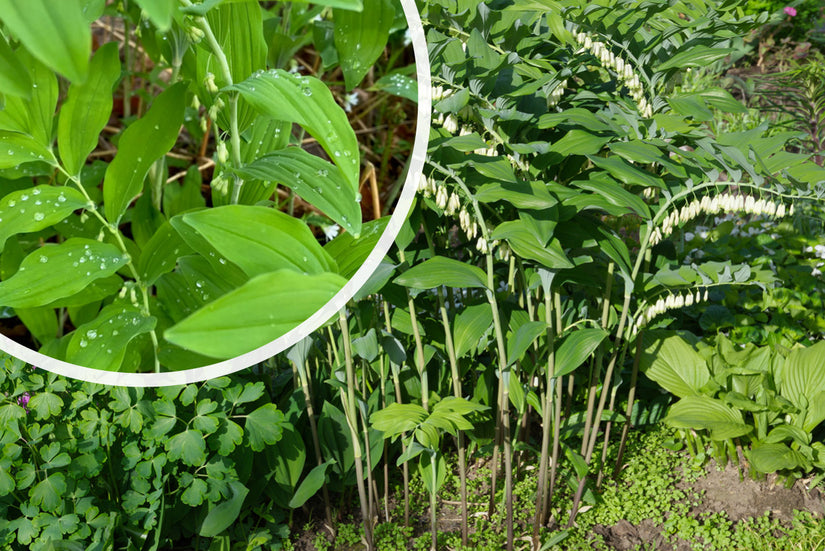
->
[
  {"left": 784, "top": 6, "right": 797, "bottom": 16},
  {"left": 17, "top": 392, "right": 30, "bottom": 412}
]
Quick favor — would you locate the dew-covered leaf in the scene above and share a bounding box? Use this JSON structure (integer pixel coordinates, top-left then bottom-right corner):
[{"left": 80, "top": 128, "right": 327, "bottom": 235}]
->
[
  {"left": 236, "top": 147, "right": 362, "bottom": 236},
  {"left": 0, "top": 185, "right": 88, "bottom": 250},
  {"left": 173, "top": 205, "right": 337, "bottom": 278},
  {"left": 333, "top": 0, "right": 394, "bottom": 90},
  {"left": 0, "top": 239, "right": 129, "bottom": 308},
  {"left": 0, "top": 131, "right": 56, "bottom": 170},
  {"left": 65, "top": 302, "right": 156, "bottom": 371},
  {"left": 58, "top": 42, "right": 121, "bottom": 177},
  {"left": 103, "top": 82, "right": 186, "bottom": 223},
  {"left": 231, "top": 70, "right": 360, "bottom": 192}
]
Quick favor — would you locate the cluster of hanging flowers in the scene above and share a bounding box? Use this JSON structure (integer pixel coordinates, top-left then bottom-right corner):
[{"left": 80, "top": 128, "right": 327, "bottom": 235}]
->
[
  {"left": 633, "top": 288, "right": 711, "bottom": 333},
  {"left": 649, "top": 192, "right": 794, "bottom": 246},
  {"left": 575, "top": 31, "right": 653, "bottom": 118},
  {"left": 418, "top": 173, "right": 478, "bottom": 238},
  {"left": 547, "top": 79, "right": 568, "bottom": 108}
]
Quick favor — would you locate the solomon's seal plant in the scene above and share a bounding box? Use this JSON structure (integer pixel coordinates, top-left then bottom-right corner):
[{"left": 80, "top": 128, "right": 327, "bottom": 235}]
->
[{"left": 0, "top": 0, "right": 412, "bottom": 373}]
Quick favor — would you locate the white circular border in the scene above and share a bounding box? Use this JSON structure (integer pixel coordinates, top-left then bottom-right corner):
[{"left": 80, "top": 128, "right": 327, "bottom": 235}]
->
[{"left": 0, "top": 0, "right": 431, "bottom": 387}]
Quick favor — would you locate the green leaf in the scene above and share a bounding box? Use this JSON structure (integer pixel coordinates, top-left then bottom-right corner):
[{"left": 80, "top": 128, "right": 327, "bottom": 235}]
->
[
  {"left": 453, "top": 304, "right": 492, "bottom": 359},
  {"left": 0, "top": 0, "right": 90, "bottom": 83},
  {"left": 58, "top": 42, "right": 121, "bottom": 177},
  {"left": 0, "top": 33, "right": 32, "bottom": 99},
  {"left": 65, "top": 303, "right": 156, "bottom": 371},
  {"left": 166, "top": 429, "right": 207, "bottom": 466},
  {"left": 0, "top": 239, "right": 129, "bottom": 309},
  {"left": 245, "top": 403, "right": 285, "bottom": 452},
  {"left": 231, "top": 70, "right": 360, "bottom": 192},
  {"left": 491, "top": 221, "right": 573, "bottom": 269},
  {"left": 394, "top": 256, "right": 489, "bottom": 290},
  {"left": 165, "top": 270, "right": 346, "bottom": 359},
  {"left": 103, "top": 82, "right": 186, "bottom": 223},
  {"left": 419, "top": 451, "right": 446, "bottom": 495},
  {"left": 551, "top": 129, "right": 610, "bottom": 156},
  {"left": 372, "top": 72, "right": 417, "bottom": 102},
  {"left": 181, "top": 478, "right": 208, "bottom": 507},
  {"left": 657, "top": 45, "right": 734, "bottom": 71},
  {"left": 29, "top": 472, "right": 66, "bottom": 512},
  {"left": 371, "top": 403, "right": 428, "bottom": 438},
  {"left": 475, "top": 181, "right": 558, "bottom": 210},
  {"left": 324, "top": 217, "right": 389, "bottom": 278},
  {"left": 780, "top": 341, "right": 825, "bottom": 432},
  {"left": 587, "top": 155, "right": 665, "bottom": 190},
  {"left": 0, "top": 185, "right": 89, "bottom": 250},
  {"left": 0, "top": 131, "right": 56, "bottom": 169},
  {"left": 555, "top": 328, "right": 609, "bottom": 378},
  {"left": 236, "top": 148, "right": 362, "bottom": 236},
  {"left": 199, "top": 481, "right": 249, "bottom": 537},
  {"left": 137, "top": 221, "right": 194, "bottom": 286},
  {"left": 506, "top": 321, "right": 546, "bottom": 366},
  {"left": 748, "top": 443, "right": 807, "bottom": 474},
  {"left": 173, "top": 205, "right": 337, "bottom": 278},
  {"left": 640, "top": 334, "right": 710, "bottom": 398},
  {"left": 288, "top": 460, "right": 334, "bottom": 509},
  {"left": 134, "top": 0, "right": 177, "bottom": 31},
  {"left": 665, "top": 396, "right": 751, "bottom": 441},
  {"left": 573, "top": 176, "right": 650, "bottom": 218},
  {"left": 28, "top": 392, "right": 63, "bottom": 420},
  {"left": 333, "top": 0, "right": 394, "bottom": 90}
]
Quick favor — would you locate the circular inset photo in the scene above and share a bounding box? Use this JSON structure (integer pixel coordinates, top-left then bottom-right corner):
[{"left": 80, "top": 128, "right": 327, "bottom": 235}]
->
[{"left": 0, "top": 0, "right": 429, "bottom": 384}]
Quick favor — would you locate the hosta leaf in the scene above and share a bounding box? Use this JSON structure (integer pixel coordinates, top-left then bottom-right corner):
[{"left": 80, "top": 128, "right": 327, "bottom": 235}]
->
[
  {"left": 0, "top": 0, "right": 90, "bottom": 83},
  {"left": 0, "top": 185, "right": 89, "bottom": 250},
  {"left": 231, "top": 70, "right": 360, "bottom": 192},
  {"left": 199, "top": 481, "right": 249, "bottom": 537},
  {"left": 58, "top": 42, "right": 121, "bottom": 177},
  {"left": 65, "top": 303, "right": 156, "bottom": 371},
  {"left": 164, "top": 270, "right": 346, "bottom": 359},
  {"left": 748, "top": 443, "right": 807, "bottom": 474},
  {"left": 29, "top": 472, "right": 67, "bottom": 512},
  {"left": 780, "top": 341, "right": 825, "bottom": 432},
  {"left": 244, "top": 403, "right": 285, "bottom": 452},
  {"left": 0, "top": 33, "right": 31, "bottom": 98},
  {"left": 0, "top": 131, "right": 56, "bottom": 169},
  {"left": 103, "top": 82, "right": 186, "bottom": 223},
  {"left": 236, "top": 147, "right": 362, "bottom": 236},
  {"left": 173, "top": 205, "right": 337, "bottom": 278},
  {"left": 0, "top": 239, "right": 129, "bottom": 309},
  {"left": 333, "top": 0, "right": 395, "bottom": 90},
  {"left": 640, "top": 334, "right": 709, "bottom": 398},
  {"left": 665, "top": 396, "right": 751, "bottom": 441},
  {"left": 394, "top": 256, "right": 489, "bottom": 290}
]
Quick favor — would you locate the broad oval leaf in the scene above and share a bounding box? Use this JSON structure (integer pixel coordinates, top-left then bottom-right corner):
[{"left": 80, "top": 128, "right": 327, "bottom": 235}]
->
[
  {"left": 137, "top": 221, "right": 195, "bottom": 286},
  {"left": 0, "top": 0, "right": 90, "bottom": 83},
  {"left": 453, "top": 303, "right": 493, "bottom": 359},
  {"left": 288, "top": 460, "right": 334, "bottom": 509},
  {"left": 65, "top": 303, "right": 157, "bottom": 371},
  {"left": 199, "top": 481, "right": 249, "bottom": 537},
  {"left": 164, "top": 270, "right": 346, "bottom": 359},
  {"left": 236, "top": 147, "right": 362, "bottom": 236},
  {"left": 103, "top": 82, "right": 186, "bottom": 223},
  {"left": 780, "top": 341, "right": 825, "bottom": 432},
  {"left": 172, "top": 205, "right": 337, "bottom": 278},
  {"left": 506, "top": 321, "right": 546, "bottom": 366},
  {"left": 0, "top": 239, "right": 129, "bottom": 309},
  {"left": 664, "top": 396, "right": 751, "bottom": 441},
  {"left": 58, "top": 42, "right": 121, "bottom": 177},
  {"left": 324, "top": 217, "right": 389, "bottom": 279},
  {"left": 394, "top": 256, "right": 489, "bottom": 290},
  {"left": 640, "top": 334, "right": 710, "bottom": 398},
  {"left": 231, "top": 70, "right": 360, "bottom": 192},
  {"left": 748, "top": 443, "right": 808, "bottom": 474},
  {"left": 0, "top": 185, "right": 89, "bottom": 250}
]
